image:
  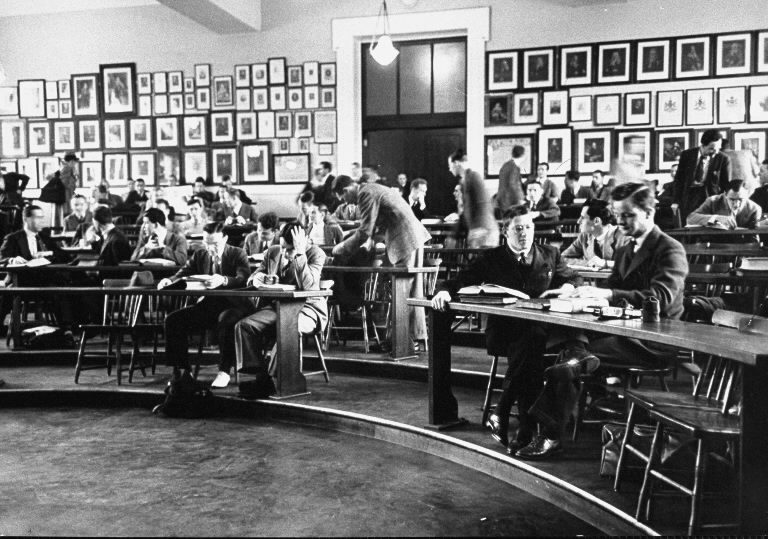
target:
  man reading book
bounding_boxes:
[431,205,594,455]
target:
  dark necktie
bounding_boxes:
[593,237,603,259]
[693,156,705,186]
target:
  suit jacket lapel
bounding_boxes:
[626,227,659,276]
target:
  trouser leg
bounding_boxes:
[234,308,278,376]
[217,305,252,373]
[165,300,220,369]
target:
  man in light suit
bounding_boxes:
[686,179,762,229]
[131,207,188,265]
[243,212,281,256]
[449,149,498,248]
[673,129,731,222]
[221,187,258,225]
[561,199,625,267]
[496,145,526,214]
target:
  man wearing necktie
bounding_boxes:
[562,200,625,267]
[243,212,280,256]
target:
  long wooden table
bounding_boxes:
[666,227,763,243]
[408,297,768,533]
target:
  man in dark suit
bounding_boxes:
[318,161,338,212]
[432,205,588,454]
[243,212,281,256]
[131,208,188,265]
[687,179,762,229]
[159,221,252,388]
[407,178,432,220]
[750,159,768,215]
[673,129,731,222]
[220,175,252,205]
[89,206,132,266]
[560,171,580,205]
[450,149,498,248]
[518,182,688,460]
[524,181,561,225]
[63,194,92,232]
[496,145,526,214]
[221,187,258,225]
[0,205,59,266]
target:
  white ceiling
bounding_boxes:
[0,0,156,17]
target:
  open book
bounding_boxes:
[7,258,52,268]
[457,283,530,300]
[254,283,296,291]
[138,258,177,266]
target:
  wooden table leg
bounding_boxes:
[272,300,309,399]
[388,274,417,361]
[10,293,21,349]
[426,307,466,430]
[739,363,768,533]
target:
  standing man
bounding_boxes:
[449,149,498,248]
[318,161,338,211]
[496,145,526,215]
[673,129,731,222]
[54,152,80,227]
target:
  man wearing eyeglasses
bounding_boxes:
[686,179,762,229]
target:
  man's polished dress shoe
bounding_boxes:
[506,432,533,455]
[514,435,563,460]
[484,413,508,446]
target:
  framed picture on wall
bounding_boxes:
[153,72,167,93]
[484,134,534,178]
[77,119,101,151]
[169,94,184,115]
[273,153,309,183]
[252,63,268,86]
[45,81,58,100]
[277,139,290,153]
[541,91,568,125]
[59,100,72,118]
[236,112,257,140]
[594,94,621,125]
[569,95,592,122]
[212,147,237,182]
[656,130,691,171]
[27,122,51,155]
[576,129,612,174]
[287,66,303,87]
[168,72,183,93]
[635,39,670,82]
[269,86,286,110]
[137,73,151,95]
[194,64,211,87]
[71,73,99,117]
[235,65,250,88]
[138,95,152,116]
[236,88,251,111]
[58,80,71,100]
[685,88,714,125]
[559,45,592,87]
[241,142,271,183]
[184,77,195,93]
[513,92,540,124]
[53,120,75,151]
[253,88,269,111]
[304,86,319,109]
[257,111,275,139]
[153,94,168,115]
[731,130,766,162]
[522,48,555,89]
[183,115,207,147]
[615,130,652,174]
[129,118,152,149]
[184,94,196,113]
[314,110,336,143]
[184,150,208,182]
[675,35,711,79]
[0,87,19,116]
[320,63,336,86]
[597,42,631,84]
[485,94,512,126]
[130,153,156,184]
[624,92,651,125]
[104,153,129,185]
[275,111,292,137]
[213,76,234,108]
[156,150,181,185]
[317,143,333,156]
[717,86,746,124]
[288,88,304,109]
[656,90,684,127]
[268,58,287,86]
[46,101,59,119]
[758,30,768,73]
[195,88,211,110]
[486,50,518,92]
[18,79,46,118]
[155,117,179,147]
[294,111,312,138]
[748,85,768,122]
[0,120,26,158]
[537,127,572,174]
[320,87,335,108]
[303,62,319,86]
[103,118,127,149]
[80,160,102,186]
[715,32,752,77]
[211,112,234,143]
[100,63,136,115]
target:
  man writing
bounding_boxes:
[244,212,281,256]
[686,179,762,229]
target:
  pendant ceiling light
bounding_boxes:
[369,0,399,66]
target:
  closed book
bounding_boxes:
[548,297,609,313]
[518,299,551,310]
[458,294,518,305]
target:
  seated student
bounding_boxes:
[95,184,123,209]
[656,163,678,207]
[178,196,208,235]
[234,222,327,397]
[219,175,252,206]
[517,182,688,460]
[307,204,344,246]
[561,199,624,267]
[188,177,214,207]
[210,186,229,222]
[124,178,149,208]
[525,162,560,203]
[155,199,180,234]
[88,206,132,266]
[0,205,61,265]
[296,191,315,227]
[159,221,253,389]
[64,194,92,232]
[431,206,589,453]
[243,212,281,256]
[524,181,560,224]
[585,170,614,202]
[407,178,432,220]
[686,179,762,229]
[131,207,188,264]
[221,187,258,225]
[333,198,361,222]
[559,171,580,205]
[750,159,768,214]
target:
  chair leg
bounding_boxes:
[688,438,707,535]
[614,402,638,492]
[635,421,663,521]
[313,334,330,382]
[658,374,669,392]
[572,380,588,442]
[481,355,500,426]
[194,338,203,381]
[361,305,369,353]
[74,331,89,384]
[115,334,123,386]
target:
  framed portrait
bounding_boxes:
[537,127,572,174]
[320,62,336,86]
[58,80,71,100]
[486,50,518,92]
[288,88,303,110]
[77,119,101,150]
[576,129,612,174]
[635,40,671,82]
[597,42,631,84]
[675,36,711,79]
[287,66,303,88]
[303,61,319,86]
[732,130,766,162]
[233,65,250,88]
[18,79,46,118]
[196,88,211,110]
[210,112,234,143]
[485,94,512,126]
[559,45,592,87]
[513,92,540,125]
[275,111,292,137]
[304,86,319,109]
[212,147,237,182]
[183,150,209,182]
[59,100,72,118]
[277,139,290,154]
[0,120,26,158]
[71,73,99,117]
[294,111,312,138]
[542,91,568,126]
[257,111,276,139]
[270,86,286,110]
[80,160,102,187]
[656,130,691,171]
[624,92,651,126]
[153,94,168,115]
[317,143,334,156]
[45,81,58,100]
[273,153,310,183]
[168,72,183,94]
[46,101,59,119]
[169,94,184,115]
[297,138,310,153]
[184,94,196,113]
[213,76,234,108]
[194,64,211,87]
[686,88,714,125]
[236,88,251,111]
[184,77,195,93]
[314,110,337,143]
[252,63,268,87]
[137,73,152,95]
[138,95,152,117]
[268,58,287,86]
[53,120,75,151]
[594,94,621,125]
[0,87,19,116]
[153,72,167,94]
[129,118,152,149]
[569,95,592,122]
[27,122,51,155]
[155,117,179,147]
[16,158,38,188]
[236,112,257,141]
[37,157,59,184]
[484,135,534,178]
[717,86,746,124]
[156,150,181,185]
[320,88,336,109]
[715,33,752,77]
[183,115,207,147]
[241,142,271,183]
[748,85,768,123]
[253,88,269,111]
[130,153,156,184]
[758,30,768,73]
[522,48,555,89]
[103,119,126,149]
[615,130,652,173]
[100,63,136,115]
[656,90,684,127]
[104,153,129,186]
